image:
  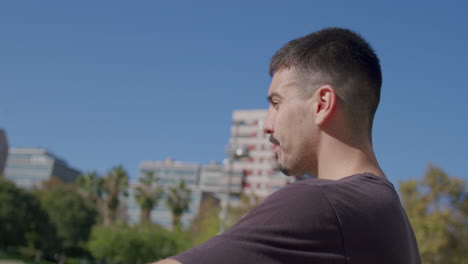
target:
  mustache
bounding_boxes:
[269,135,280,145]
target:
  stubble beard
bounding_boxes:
[278,164,292,176]
[275,152,292,176]
[276,148,312,177]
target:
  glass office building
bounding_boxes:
[4,147,81,189]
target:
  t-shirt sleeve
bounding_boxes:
[171,184,345,264]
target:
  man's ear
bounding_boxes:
[313,85,337,126]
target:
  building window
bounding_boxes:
[236,133,251,138]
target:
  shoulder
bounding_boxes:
[228,180,339,236]
[244,174,400,233]
[265,179,329,202]
[313,173,399,210]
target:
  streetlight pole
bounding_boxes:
[219,122,248,233]
[219,156,233,233]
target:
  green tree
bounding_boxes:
[77,171,105,204]
[166,179,191,229]
[399,165,468,264]
[41,175,66,190]
[77,171,105,223]
[134,171,163,223]
[103,165,129,225]
[37,184,98,258]
[0,178,31,249]
[0,178,58,258]
[88,223,185,264]
[226,193,262,229]
[188,196,220,247]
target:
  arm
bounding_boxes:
[153,184,340,264]
[152,259,181,264]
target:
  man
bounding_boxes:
[156,27,421,263]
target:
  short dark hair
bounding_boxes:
[270,27,382,139]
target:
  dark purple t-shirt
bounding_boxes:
[173,173,421,264]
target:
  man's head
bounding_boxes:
[263,28,382,176]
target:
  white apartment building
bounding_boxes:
[229,110,293,199]
[199,161,243,196]
[126,158,203,228]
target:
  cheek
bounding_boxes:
[289,108,314,146]
[276,102,310,139]
[277,111,295,135]
[278,110,304,144]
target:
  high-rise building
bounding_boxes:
[126,158,203,229]
[4,147,81,189]
[0,129,8,175]
[229,110,293,199]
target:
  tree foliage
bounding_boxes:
[134,171,162,223]
[87,223,186,264]
[166,179,191,229]
[226,193,262,229]
[102,165,129,225]
[0,177,58,256]
[77,171,105,204]
[399,165,468,264]
[37,183,98,257]
[188,196,220,247]
[77,171,105,225]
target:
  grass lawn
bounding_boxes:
[0,252,54,264]
[0,260,26,264]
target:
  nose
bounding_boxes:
[263,110,274,135]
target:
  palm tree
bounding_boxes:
[134,171,163,223]
[77,171,106,224]
[166,179,191,229]
[76,170,104,204]
[103,165,129,225]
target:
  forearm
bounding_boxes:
[152,259,181,264]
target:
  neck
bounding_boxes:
[315,133,385,181]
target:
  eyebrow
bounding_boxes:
[267,92,283,103]
[267,80,300,103]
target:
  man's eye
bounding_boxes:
[272,102,279,109]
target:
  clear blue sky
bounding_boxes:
[1,1,467,184]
